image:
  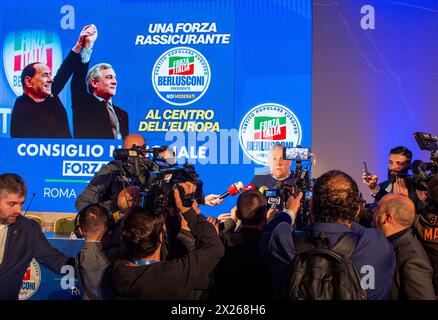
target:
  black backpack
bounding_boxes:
[287,231,367,300]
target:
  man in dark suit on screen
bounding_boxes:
[71,25,129,139]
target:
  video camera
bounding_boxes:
[412,132,438,191]
[113,145,204,216]
[263,145,313,227]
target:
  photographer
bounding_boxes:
[362,146,425,210]
[209,190,274,300]
[111,182,224,299]
[75,134,148,212]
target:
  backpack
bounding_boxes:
[287,231,367,300]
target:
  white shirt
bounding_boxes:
[93,95,122,139]
[0,224,9,265]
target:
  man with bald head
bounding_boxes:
[122,133,145,149]
[75,134,147,212]
[374,194,435,300]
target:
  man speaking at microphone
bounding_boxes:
[251,144,295,189]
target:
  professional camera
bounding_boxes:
[114,145,204,216]
[139,163,205,217]
[263,162,312,228]
[412,132,438,191]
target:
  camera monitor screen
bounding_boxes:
[283,147,311,160]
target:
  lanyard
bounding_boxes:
[130,259,157,266]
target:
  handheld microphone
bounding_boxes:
[23,192,36,216]
[258,186,269,194]
[218,181,244,199]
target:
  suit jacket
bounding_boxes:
[373,175,425,210]
[250,173,295,189]
[71,60,129,139]
[389,228,436,300]
[413,208,438,295]
[0,216,71,300]
[211,226,273,300]
[10,50,79,138]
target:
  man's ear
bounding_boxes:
[235,209,242,221]
[382,212,392,225]
[23,76,33,88]
[90,78,98,89]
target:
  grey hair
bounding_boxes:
[270,143,285,153]
[87,63,113,92]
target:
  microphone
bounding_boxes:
[23,192,36,216]
[218,181,244,199]
[243,183,257,191]
[258,186,269,194]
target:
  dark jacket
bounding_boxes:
[0,216,71,300]
[373,176,424,211]
[71,58,128,139]
[111,209,224,299]
[210,226,273,300]
[250,173,295,189]
[262,212,396,299]
[413,206,438,295]
[389,228,436,300]
[10,50,79,138]
[75,160,126,213]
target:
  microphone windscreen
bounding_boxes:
[228,181,244,196]
[244,183,257,191]
[258,186,269,194]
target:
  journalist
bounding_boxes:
[75,134,147,212]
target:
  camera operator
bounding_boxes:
[362,146,425,210]
[75,134,148,212]
[111,182,224,299]
[413,174,438,295]
[251,144,295,188]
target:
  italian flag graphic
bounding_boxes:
[168,56,195,75]
[13,31,53,72]
[254,116,287,140]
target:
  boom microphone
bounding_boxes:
[218,181,244,199]
[23,192,36,217]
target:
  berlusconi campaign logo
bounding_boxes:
[239,103,302,165]
[19,259,41,300]
[152,46,211,106]
[3,30,62,96]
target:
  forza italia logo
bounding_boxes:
[239,103,302,165]
[152,47,210,106]
[19,259,41,300]
[3,30,62,96]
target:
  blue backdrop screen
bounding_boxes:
[0,0,312,216]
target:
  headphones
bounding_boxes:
[74,204,116,238]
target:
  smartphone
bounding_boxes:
[283,147,311,160]
[363,161,369,175]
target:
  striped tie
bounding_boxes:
[105,102,119,139]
